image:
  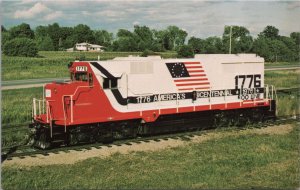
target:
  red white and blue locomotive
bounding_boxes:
[30,54,276,149]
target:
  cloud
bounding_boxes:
[287,1,300,10]
[44,11,63,21]
[14,2,49,19]
[13,2,64,21]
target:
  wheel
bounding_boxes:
[36,129,51,149]
[68,132,79,146]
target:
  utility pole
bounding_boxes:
[229,25,232,54]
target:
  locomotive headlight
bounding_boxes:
[45,89,51,98]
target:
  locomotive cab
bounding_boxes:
[69,62,94,87]
[32,62,96,126]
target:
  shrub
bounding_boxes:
[3,37,38,57]
[177,45,194,58]
[141,49,157,57]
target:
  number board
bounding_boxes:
[76,66,87,72]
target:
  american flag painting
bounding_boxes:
[166,62,210,91]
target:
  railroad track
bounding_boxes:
[2,115,299,162]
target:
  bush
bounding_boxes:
[3,37,38,57]
[177,45,194,58]
[141,49,157,57]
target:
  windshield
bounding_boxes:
[72,72,88,81]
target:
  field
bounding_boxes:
[2,123,299,189]
[2,51,177,81]
[265,69,300,89]
[1,87,43,147]
[2,51,298,81]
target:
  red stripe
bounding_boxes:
[174,78,208,82]
[186,66,202,69]
[188,70,204,73]
[178,88,194,91]
[195,87,210,90]
[190,74,206,77]
[176,82,210,86]
[184,62,200,65]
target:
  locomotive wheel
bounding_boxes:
[36,129,51,149]
[27,134,35,146]
[68,132,79,146]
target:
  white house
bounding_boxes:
[67,42,105,52]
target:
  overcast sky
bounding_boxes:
[1,0,300,38]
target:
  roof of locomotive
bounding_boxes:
[86,53,264,63]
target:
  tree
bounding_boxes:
[112,29,138,51]
[94,30,113,47]
[177,45,194,58]
[203,36,223,53]
[134,25,153,51]
[35,35,55,51]
[72,24,95,43]
[152,29,170,51]
[3,38,38,57]
[167,26,188,50]
[222,26,253,53]
[290,32,300,44]
[1,25,7,32]
[35,25,48,38]
[259,25,279,39]
[290,32,300,61]
[9,23,34,39]
[188,37,204,53]
[1,30,11,46]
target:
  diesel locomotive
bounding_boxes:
[30,54,276,149]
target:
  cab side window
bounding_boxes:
[103,78,118,89]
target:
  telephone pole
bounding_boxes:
[229,25,232,54]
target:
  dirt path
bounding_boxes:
[2,124,294,167]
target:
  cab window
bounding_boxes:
[74,72,88,81]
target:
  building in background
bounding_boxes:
[67,42,104,52]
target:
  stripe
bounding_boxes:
[184,62,201,65]
[178,88,194,91]
[185,66,202,69]
[174,78,208,82]
[195,87,210,90]
[190,74,206,77]
[90,62,128,106]
[176,82,210,86]
[188,70,204,73]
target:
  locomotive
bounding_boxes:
[30,54,276,149]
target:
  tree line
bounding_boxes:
[1,23,299,62]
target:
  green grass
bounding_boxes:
[2,124,299,189]
[1,87,43,147]
[2,51,177,81]
[277,92,300,117]
[265,61,299,67]
[265,69,300,89]
[264,69,299,116]
[1,87,43,126]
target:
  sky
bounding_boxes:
[1,0,300,38]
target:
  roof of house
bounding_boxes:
[76,42,104,48]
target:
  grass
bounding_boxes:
[277,92,300,117]
[1,87,43,147]
[265,69,300,89]
[265,61,299,67]
[2,123,299,189]
[2,51,177,81]
[1,87,43,126]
